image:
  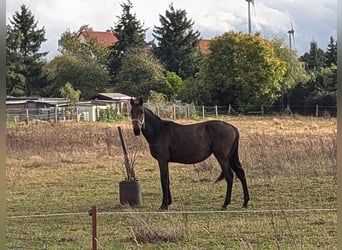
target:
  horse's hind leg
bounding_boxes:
[230,158,249,208]
[222,164,234,210]
[215,157,234,210]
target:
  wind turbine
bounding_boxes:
[246,0,255,34]
[288,20,295,50]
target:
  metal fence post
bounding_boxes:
[54,105,58,123]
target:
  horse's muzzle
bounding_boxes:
[133,128,141,136]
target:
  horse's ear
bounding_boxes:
[138,97,144,106]
[130,98,135,106]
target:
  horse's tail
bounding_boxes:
[215,126,240,183]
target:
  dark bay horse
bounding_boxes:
[130,98,249,210]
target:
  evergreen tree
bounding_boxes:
[325,36,337,66]
[300,40,326,70]
[6,4,48,96]
[108,0,147,81]
[153,4,201,79]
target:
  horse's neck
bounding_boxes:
[142,109,163,144]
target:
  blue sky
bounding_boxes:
[6,0,337,60]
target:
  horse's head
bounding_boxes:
[130,98,145,136]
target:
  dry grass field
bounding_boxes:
[6,116,337,249]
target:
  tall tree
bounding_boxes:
[198,32,286,107]
[108,0,147,80]
[114,47,168,100]
[45,54,109,99]
[325,36,337,67]
[153,4,201,79]
[290,38,337,110]
[270,38,309,108]
[300,40,326,70]
[6,4,48,96]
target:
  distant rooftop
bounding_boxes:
[78,31,119,47]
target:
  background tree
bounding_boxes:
[58,25,110,66]
[108,0,147,82]
[179,76,211,105]
[153,4,201,79]
[59,82,81,105]
[325,36,337,67]
[198,32,286,107]
[300,40,326,70]
[114,48,168,100]
[270,38,309,109]
[44,54,109,99]
[6,4,48,96]
[44,25,112,98]
[289,37,337,111]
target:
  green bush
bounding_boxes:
[99,107,126,122]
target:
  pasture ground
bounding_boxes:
[6,116,337,249]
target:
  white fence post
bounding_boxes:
[54,105,58,123]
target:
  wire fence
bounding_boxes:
[6,103,337,124]
[7,207,337,219]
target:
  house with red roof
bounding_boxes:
[78,30,119,47]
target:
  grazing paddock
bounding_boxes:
[6,116,336,249]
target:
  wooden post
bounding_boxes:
[202,105,205,119]
[26,108,29,124]
[215,105,218,118]
[316,104,319,117]
[91,206,97,250]
[117,126,130,170]
[261,106,264,116]
[173,105,176,119]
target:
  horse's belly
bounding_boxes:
[169,146,211,164]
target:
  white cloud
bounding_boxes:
[6,0,337,59]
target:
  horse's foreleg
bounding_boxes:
[158,161,172,210]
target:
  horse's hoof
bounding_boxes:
[220,206,227,211]
[159,206,168,211]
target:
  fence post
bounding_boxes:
[54,105,58,123]
[173,105,176,119]
[316,104,319,117]
[26,108,29,124]
[202,105,205,119]
[261,106,264,116]
[90,206,97,250]
[76,107,79,122]
[215,105,218,118]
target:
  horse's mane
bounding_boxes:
[144,107,162,121]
